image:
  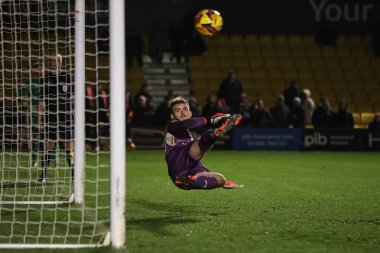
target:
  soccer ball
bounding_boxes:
[194,9,223,37]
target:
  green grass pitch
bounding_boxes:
[1,150,380,253]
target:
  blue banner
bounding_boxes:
[233,128,303,151]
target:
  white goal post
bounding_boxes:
[0,0,125,248]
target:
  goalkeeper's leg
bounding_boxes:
[189,114,242,160]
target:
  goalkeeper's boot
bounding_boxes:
[223,181,244,189]
[174,175,197,189]
[214,114,242,137]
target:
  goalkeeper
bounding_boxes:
[165,96,243,190]
[18,62,44,166]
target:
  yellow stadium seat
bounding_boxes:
[276,45,292,56]
[305,45,322,57]
[264,56,280,67]
[213,34,229,45]
[340,56,356,68]
[245,35,259,46]
[234,55,250,67]
[288,35,303,46]
[292,46,306,57]
[274,35,288,45]
[336,45,351,57]
[352,112,362,125]
[303,34,315,45]
[346,35,364,46]
[357,104,374,113]
[247,46,261,57]
[351,46,369,58]
[321,46,336,57]
[189,56,203,66]
[261,45,277,56]
[324,56,340,68]
[361,113,375,126]
[259,35,274,45]
[229,35,244,45]
[355,56,372,68]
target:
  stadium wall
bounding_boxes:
[125,0,380,34]
[124,128,380,151]
[233,128,380,151]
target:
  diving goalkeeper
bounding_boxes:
[165,96,243,190]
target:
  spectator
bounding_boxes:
[249,99,273,128]
[312,96,334,128]
[133,95,155,127]
[168,24,185,63]
[85,83,97,151]
[125,90,136,150]
[269,95,290,128]
[148,21,166,64]
[135,83,152,102]
[217,69,244,113]
[283,80,299,108]
[185,30,207,57]
[18,61,44,165]
[126,31,143,68]
[202,95,220,117]
[332,99,354,129]
[98,84,110,150]
[217,98,230,114]
[237,93,252,127]
[188,97,201,117]
[155,95,171,127]
[368,113,380,130]
[290,97,306,128]
[300,89,315,125]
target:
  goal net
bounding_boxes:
[0,0,125,248]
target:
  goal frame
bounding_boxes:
[0,0,126,249]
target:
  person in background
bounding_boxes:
[135,82,152,102]
[98,84,110,151]
[290,97,306,128]
[39,54,74,182]
[85,83,97,151]
[125,90,136,150]
[332,99,354,129]
[188,97,201,117]
[18,61,44,166]
[312,96,334,129]
[126,31,143,68]
[269,95,290,128]
[155,95,171,128]
[217,69,244,113]
[236,93,252,127]
[283,80,299,109]
[300,89,315,125]
[368,113,380,130]
[249,99,273,128]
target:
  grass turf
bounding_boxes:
[1,150,380,253]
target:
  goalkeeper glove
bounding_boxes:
[206,113,231,125]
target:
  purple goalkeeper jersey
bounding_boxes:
[165,117,208,179]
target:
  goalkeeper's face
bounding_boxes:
[171,103,192,121]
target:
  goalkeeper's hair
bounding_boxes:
[168,96,189,112]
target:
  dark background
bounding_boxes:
[125,0,380,35]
